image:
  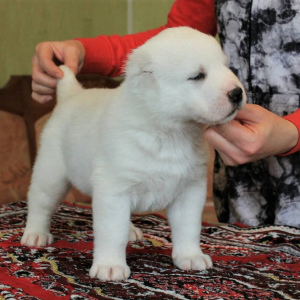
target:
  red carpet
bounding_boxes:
[0,201,299,299]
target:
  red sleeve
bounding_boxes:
[76,0,217,77]
[278,109,300,156]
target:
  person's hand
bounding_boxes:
[31,40,85,103]
[205,104,299,166]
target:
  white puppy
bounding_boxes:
[21,27,246,281]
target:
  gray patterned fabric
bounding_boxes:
[214,0,300,227]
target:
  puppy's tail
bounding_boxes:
[56,65,83,103]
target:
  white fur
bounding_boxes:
[21,27,246,281]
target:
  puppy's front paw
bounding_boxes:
[89,263,131,281]
[173,253,212,271]
[129,223,143,242]
[21,232,53,247]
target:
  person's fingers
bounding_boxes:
[215,150,239,166]
[35,44,64,79]
[205,127,247,166]
[212,118,258,151]
[31,40,84,103]
[32,60,58,88]
[205,127,237,153]
[211,105,262,149]
[32,57,57,103]
[235,104,263,123]
[31,91,53,103]
[63,47,80,75]
[31,80,56,95]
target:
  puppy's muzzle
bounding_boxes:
[228,87,243,106]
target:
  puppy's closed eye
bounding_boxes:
[188,72,206,81]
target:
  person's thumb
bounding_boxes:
[63,48,80,75]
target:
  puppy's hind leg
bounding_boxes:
[129,222,143,242]
[21,145,68,247]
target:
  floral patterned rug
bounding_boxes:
[0,201,299,299]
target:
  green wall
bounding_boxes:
[0,0,174,87]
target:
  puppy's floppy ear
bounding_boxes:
[124,49,156,89]
[125,48,151,76]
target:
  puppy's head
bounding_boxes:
[125,27,246,125]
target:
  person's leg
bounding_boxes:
[213,153,278,226]
[275,154,300,228]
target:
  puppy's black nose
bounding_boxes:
[228,87,243,105]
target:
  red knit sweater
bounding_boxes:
[76,0,300,155]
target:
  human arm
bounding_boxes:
[204,104,300,166]
[31,0,216,103]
